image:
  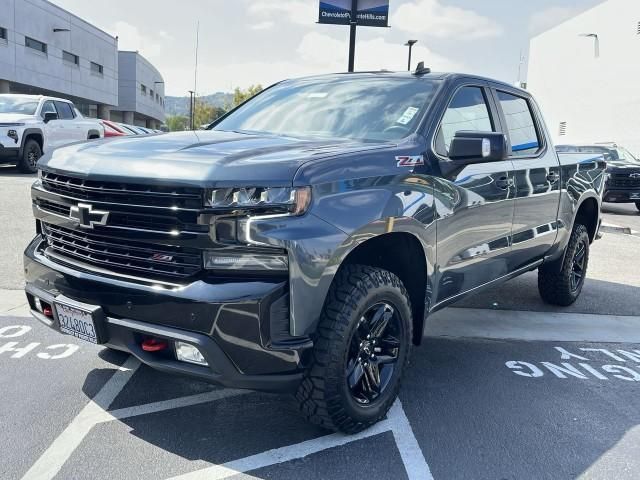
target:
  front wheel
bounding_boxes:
[295,265,412,434]
[538,223,590,306]
[18,139,42,174]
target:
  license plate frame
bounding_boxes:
[54,299,105,344]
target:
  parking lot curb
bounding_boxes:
[426,307,640,343]
[600,222,637,236]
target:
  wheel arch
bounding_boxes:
[333,230,432,345]
[20,128,44,155]
[573,195,599,243]
[87,129,101,139]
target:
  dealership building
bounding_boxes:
[0,0,165,128]
[527,0,640,155]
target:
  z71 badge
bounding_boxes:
[396,155,425,167]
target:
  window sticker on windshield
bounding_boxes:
[307,92,328,99]
[397,107,419,125]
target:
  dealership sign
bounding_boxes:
[318,0,390,28]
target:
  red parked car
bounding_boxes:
[101,120,129,137]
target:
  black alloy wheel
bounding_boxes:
[346,302,401,405]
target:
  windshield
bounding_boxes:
[0,96,39,115]
[213,76,440,142]
[615,147,639,163]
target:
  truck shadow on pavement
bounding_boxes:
[76,328,640,479]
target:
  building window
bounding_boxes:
[25,36,47,54]
[559,121,567,136]
[90,61,103,75]
[62,51,79,66]
[0,27,7,41]
[637,21,640,35]
[141,84,147,95]
[150,89,154,100]
[156,93,160,103]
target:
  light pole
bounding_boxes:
[348,0,358,72]
[405,40,418,71]
[579,33,599,58]
[188,90,195,131]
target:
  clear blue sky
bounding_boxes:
[54,0,604,96]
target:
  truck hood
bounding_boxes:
[0,113,35,124]
[40,130,389,187]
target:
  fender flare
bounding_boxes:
[20,128,45,156]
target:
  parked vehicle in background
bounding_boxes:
[557,143,640,211]
[101,120,128,138]
[0,94,103,173]
[25,71,604,433]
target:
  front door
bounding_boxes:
[432,83,516,304]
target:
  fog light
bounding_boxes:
[175,341,208,366]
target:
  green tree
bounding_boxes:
[230,85,263,109]
[194,100,227,129]
[165,115,189,132]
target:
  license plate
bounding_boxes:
[55,303,99,344]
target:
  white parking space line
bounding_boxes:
[21,356,140,480]
[103,388,248,423]
[167,400,432,480]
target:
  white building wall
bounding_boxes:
[527,0,640,155]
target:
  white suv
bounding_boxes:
[0,94,104,173]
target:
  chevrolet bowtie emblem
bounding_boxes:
[69,203,109,229]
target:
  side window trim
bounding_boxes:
[431,82,499,159]
[489,87,547,160]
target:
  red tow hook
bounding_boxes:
[42,306,53,318]
[141,338,169,352]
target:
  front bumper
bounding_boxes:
[0,144,19,161]
[603,188,640,203]
[24,237,312,392]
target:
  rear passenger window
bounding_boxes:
[497,91,540,156]
[436,86,494,156]
[54,101,75,120]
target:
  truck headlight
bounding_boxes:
[203,250,288,271]
[204,186,311,215]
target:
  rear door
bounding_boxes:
[490,86,561,270]
[432,82,516,304]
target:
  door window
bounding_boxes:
[54,101,75,120]
[41,101,57,119]
[496,91,540,156]
[436,86,494,156]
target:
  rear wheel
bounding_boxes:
[295,265,412,433]
[18,139,41,174]
[538,223,590,306]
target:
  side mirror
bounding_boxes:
[449,131,508,164]
[43,112,58,123]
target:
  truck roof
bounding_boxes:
[0,93,74,104]
[289,71,526,94]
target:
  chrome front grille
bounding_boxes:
[42,223,202,280]
[35,172,209,283]
[41,171,203,209]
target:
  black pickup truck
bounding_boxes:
[25,70,605,433]
[557,143,640,211]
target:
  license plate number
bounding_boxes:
[56,303,99,344]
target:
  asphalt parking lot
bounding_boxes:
[1,165,640,479]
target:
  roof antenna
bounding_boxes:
[413,61,431,75]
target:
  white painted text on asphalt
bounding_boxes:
[506,346,640,381]
[0,324,80,360]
